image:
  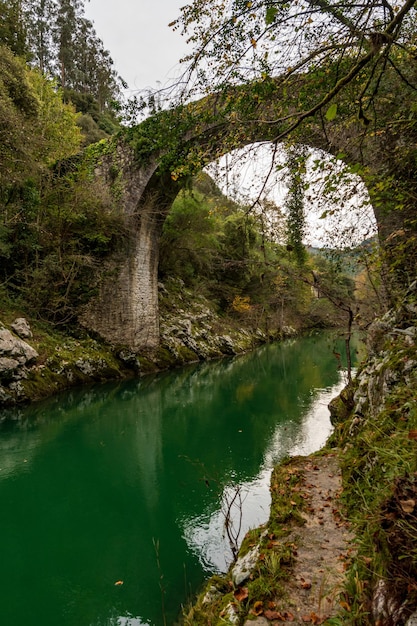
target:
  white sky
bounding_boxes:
[84,0,188,94]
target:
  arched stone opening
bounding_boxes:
[79,88,415,350]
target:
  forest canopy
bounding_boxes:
[0,0,125,113]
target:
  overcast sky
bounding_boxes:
[85,0,189,94]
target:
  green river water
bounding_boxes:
[0,332,357,626]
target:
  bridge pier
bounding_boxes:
[80,204,162,350]
[79,143,171,351]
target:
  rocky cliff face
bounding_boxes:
[0,318,127,408]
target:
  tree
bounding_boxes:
[0,0,126,119]
[284,144,307,265]
[175,0,416,125]
[24,0,57,74]
[0,0,28,56]
[26,68,82,165]
[0,44,38,189]
[171,0,417,289]
[53,0,82,88]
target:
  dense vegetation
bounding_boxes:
[0,0,126,324]
[1,3,417,623]
[159,172,372,339]
[0,0,366,336]
[0,0,124,139]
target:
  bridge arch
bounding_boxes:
[79,83,415,350]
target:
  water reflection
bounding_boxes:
[182,371,351,572]
[0,332,359,626]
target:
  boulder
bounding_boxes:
[0,327,38,372]
[11,317,33,339]
[231,544,260,586]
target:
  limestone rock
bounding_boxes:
[11,317,33,339]
[202,584,222,605]
[221,602,240,624]
[0,324,39,403]
[217,335,237,355]
[231,544,260,586]
[0,327,38,369]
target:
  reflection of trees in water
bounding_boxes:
[0,331,357,489]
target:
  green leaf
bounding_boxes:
[265,7,278,24]
[325,103,338,121]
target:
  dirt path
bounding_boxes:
[244,454,353,625]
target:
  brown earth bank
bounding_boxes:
[252,454,353,625]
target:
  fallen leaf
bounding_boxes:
[264,609,286,620]
[408,430,417,440]
[300,579,312,589]
[252,600,263,615]
[283,611,295,621]
[399,499,415,514]
[234,586,249,602]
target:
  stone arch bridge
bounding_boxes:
[79,80,414,351]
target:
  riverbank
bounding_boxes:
[182,282,417,625]
[182,452,353,626]
[0,278,305,408]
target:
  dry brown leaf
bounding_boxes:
[264,609,286,620]
[284,610,295,621]
[399,499,415,514]
[234,586,249,602]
